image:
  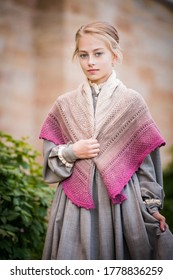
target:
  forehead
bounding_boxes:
[78,34,108,51]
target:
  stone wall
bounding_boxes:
[0,0,173,166]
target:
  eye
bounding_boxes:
[79,53,88,59]
[95,52,103,57]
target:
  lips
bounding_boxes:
[87,69,99,73]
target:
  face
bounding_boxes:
[77,34,116,84]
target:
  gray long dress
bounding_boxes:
[41,88,173,260]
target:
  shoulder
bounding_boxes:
[55,82,86,105]
[53,88,79,107]
[118,81,147,105]
[58,89,78,101]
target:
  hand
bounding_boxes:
[72,138,100,159]
[152,211,166,232]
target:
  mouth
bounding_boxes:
[87,69,99,74]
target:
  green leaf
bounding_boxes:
[2,195,11,202]
[0,216,7,224]
[0,131,54,259]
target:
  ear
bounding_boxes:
[112,53,117,66]
[113,52,118,61]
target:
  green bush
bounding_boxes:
[162,148,173,233]
[0,131,55,259]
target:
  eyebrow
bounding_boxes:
[78,48,104,53]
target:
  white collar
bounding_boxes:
[88,71,116,95]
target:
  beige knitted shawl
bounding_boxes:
[40,72,165,209]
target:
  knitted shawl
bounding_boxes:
[39,72,165,209]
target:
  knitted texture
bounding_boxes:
[39,72,165,209]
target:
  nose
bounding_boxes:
[88,55,95,66]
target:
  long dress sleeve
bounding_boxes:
[136,148,164,214]
[42,140,78,184]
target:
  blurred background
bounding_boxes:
[0,0,173,166]
[0,0,173,259]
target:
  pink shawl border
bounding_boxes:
[39,80,165,209]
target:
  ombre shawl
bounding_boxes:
[39,73,165,209]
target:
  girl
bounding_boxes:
[39,21,173,259]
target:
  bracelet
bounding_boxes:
[58,146,74,168]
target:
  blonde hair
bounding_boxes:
[73,21,123,63]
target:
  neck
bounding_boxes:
[88,70,115,86]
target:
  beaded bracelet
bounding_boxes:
[57,145,74,168]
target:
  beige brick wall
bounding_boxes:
[0,0,173,166]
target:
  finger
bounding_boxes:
[158,215,166,231]
[89,149,100,155]
[152,212,166,232]
[88,138,99,145]
[89,142,99,147]
[88,153,99,158]
[91,147,100,153]
[160,220,166,232]
[88,148,100,157]
[90,145,100,151]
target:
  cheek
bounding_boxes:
[101,55,112,65]
[80,61,87,71]
[79,59,84,67]
[106,56,114,67]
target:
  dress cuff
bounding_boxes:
[62,143,78,163]
[58,146,74,168]
[144,198,162,214]
[144,198,162,207]
[49,142,77,168]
